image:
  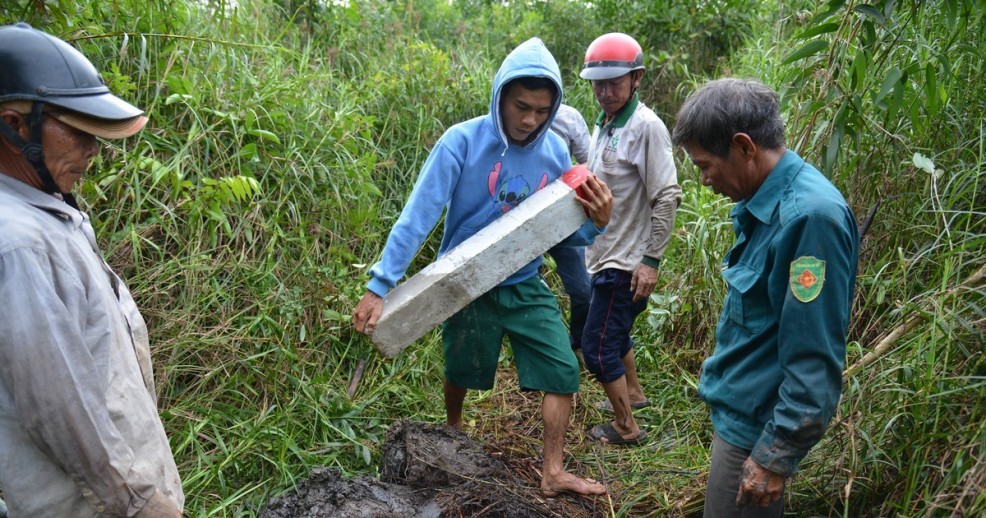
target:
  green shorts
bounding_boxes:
[442,275,579,394]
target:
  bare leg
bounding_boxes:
[622,349,647,404]
[444,378,467,430]
[601,375,641,439]
[540,392,607,496]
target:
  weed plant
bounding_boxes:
[1,0,983,516]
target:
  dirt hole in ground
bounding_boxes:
[259,420,603,517]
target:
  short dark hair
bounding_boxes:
[672,78,785,158]
[503,76,558,100]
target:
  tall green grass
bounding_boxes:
[2,0,983,515]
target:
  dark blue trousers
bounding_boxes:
[581,268,647,383]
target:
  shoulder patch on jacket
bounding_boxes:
[790,256,825,302]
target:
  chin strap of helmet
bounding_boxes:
[0,100,79,210]
[619,70,643,116]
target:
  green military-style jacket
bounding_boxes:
[698,150,860,477]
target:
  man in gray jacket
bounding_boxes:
[0,24,184,517]
[547,104,593,355]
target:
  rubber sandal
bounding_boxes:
[587,422,647,446]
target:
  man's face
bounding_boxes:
[590,72,638,117]
[501,84,554,145]
[683,141,754,202]
[41,113,100,192]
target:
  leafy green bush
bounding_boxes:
[2,0,981,515]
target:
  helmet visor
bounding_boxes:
[46,90,144,122]
[580,64,635,81]
[3,100,147,139]
[52,111,147,139]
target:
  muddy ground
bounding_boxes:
[260,420,606,517]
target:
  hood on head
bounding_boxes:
[490,37,563,149]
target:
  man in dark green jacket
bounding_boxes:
[672,78,859,516]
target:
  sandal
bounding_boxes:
[587,422,647,446]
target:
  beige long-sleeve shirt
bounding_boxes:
[585,96,681,275]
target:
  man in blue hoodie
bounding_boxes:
[352,38,612,497]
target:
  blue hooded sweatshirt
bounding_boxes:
[367,37,603,297]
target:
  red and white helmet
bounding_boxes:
[580,33,644,81]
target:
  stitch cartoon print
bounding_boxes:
[487,161,548,215]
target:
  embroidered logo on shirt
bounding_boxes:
[606,135,619,152]
[601,134,620,162]
[790,256,825,302]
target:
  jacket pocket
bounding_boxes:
[721,262,770,334]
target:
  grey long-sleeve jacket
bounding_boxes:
[550,104,591,164]
[585,96,681,275]
[0,173,184,516]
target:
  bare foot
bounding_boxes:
[541,472,607,497]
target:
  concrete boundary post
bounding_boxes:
[371,166,592,358]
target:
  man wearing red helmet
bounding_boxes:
[0,24,183,517]
[579,33,681,446]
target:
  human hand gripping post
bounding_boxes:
[573,174,613,229]
[352,291,383,336]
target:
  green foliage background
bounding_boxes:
[1,0,982,515]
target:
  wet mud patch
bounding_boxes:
[260,420,599,517]
[258,467,439,518]
[380,419,517,487]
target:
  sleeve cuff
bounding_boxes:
[641,256,661,269]
[584,218,606,236]
[366,277,392,298]
[133,488,181,518]
[750,435,804,478]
